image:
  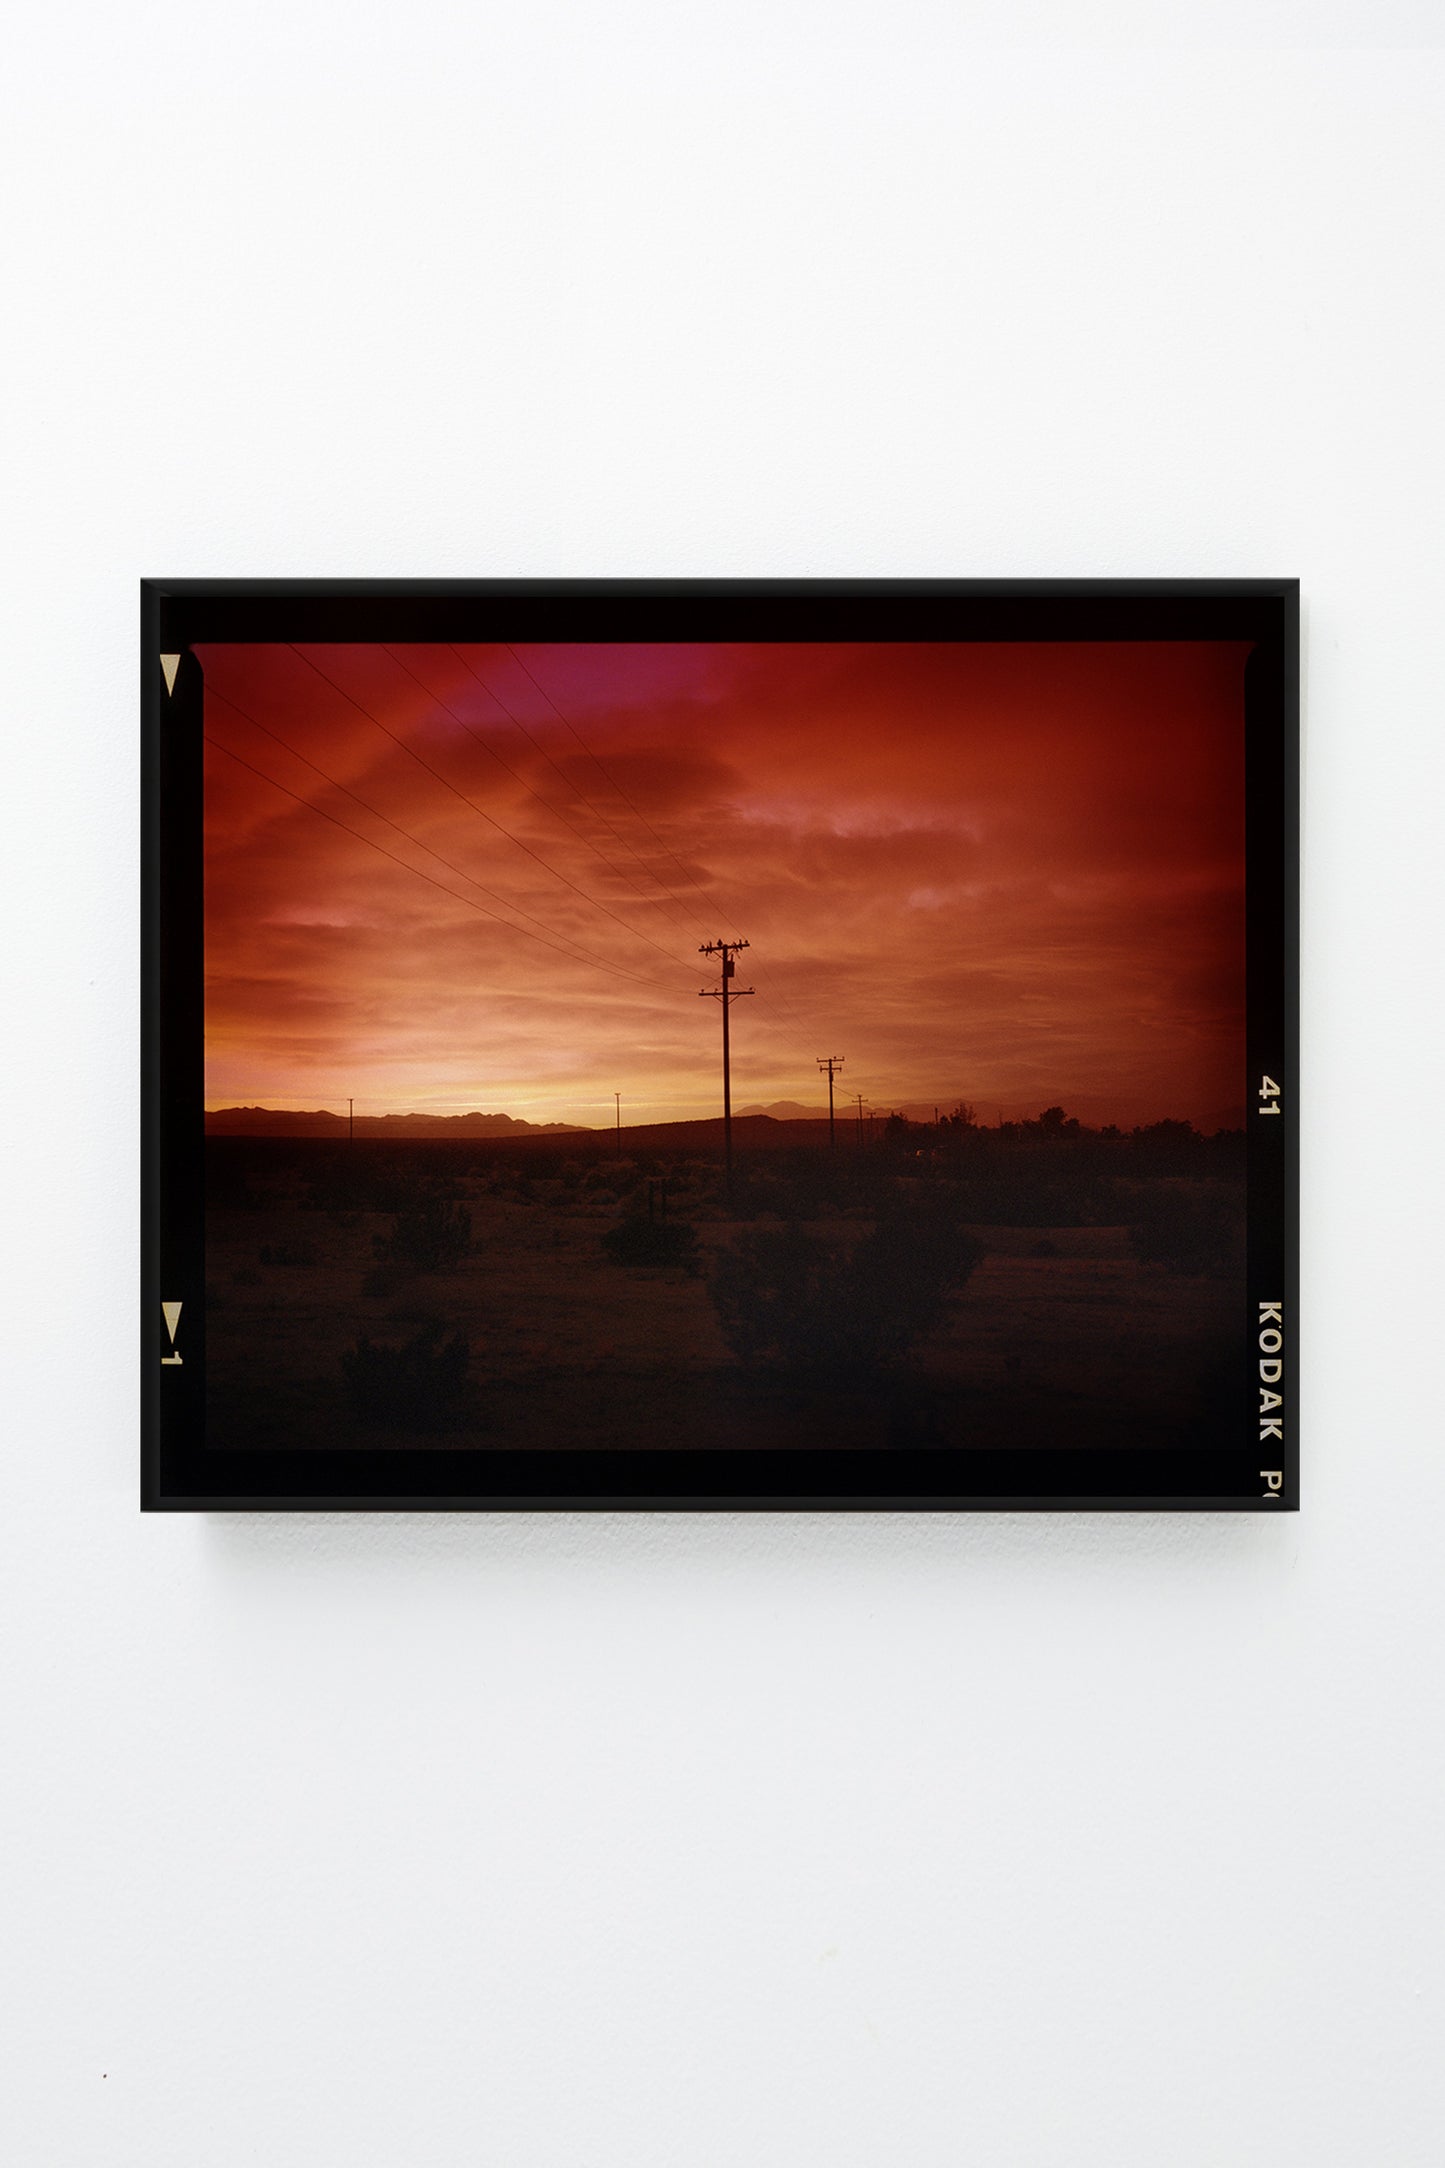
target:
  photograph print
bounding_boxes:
[143,580,1297,1508]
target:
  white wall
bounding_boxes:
[4,7,1443,2163]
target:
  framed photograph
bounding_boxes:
[143,579,1297,1509]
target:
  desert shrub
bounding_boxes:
[341,1325,471,1430]
[372,1197,472,1271]
[259,1239,319,1267]
[1127,1183,1242,1276]
[378,1164,467,1211]
[581,1164,624,1195]
[601,1216,701,1272]
[710,1202,983,1378]
[303,1156,465,1216]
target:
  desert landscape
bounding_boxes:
[203,1114,1245,1453]
[199,636,1250,1458]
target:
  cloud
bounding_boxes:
[200,639,1247,1126]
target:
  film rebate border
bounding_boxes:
[142,578,1298,1511]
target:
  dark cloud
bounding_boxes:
[200,639,1247,1125]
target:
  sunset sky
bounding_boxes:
[201,639,1250,1130]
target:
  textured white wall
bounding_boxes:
[3,8,1443,2163]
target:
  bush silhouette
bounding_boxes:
[372,1197,472,1271]
[304,1157,465,1216]
[710,1203,982,1377]
[342,1325,471,1430]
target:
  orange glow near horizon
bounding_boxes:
[201,640,1249,1131]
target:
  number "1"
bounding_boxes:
[1258,1075,1282,1116]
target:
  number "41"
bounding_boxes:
[1259,1075,1282,1116]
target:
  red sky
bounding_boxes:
[201,639,1249,1129]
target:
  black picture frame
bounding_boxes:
[142,578,1298,1510]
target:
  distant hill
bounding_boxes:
[205,1106,586,1138]
[207,1102,1247,1146]
[736,1100,828,1120]
[206,1109,839,1152]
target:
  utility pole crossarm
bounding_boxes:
[817,1054,844,1148]
[699,939,753,1195]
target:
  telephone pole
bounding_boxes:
[614,1091,622,1155]
[699,939,753,1196]
[817,1055,845,1148]
[852,1091,868,1144]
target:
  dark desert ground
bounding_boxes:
[204,1114,1246,1453]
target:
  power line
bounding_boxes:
[205,686,683,995]
[214,686,840,1104]
[204,736,675,993]
[383,645,705,952]
[490,643,838,1066]
[249,643,844,1097]
[444,643,713,950]
[288,645,701,977]
[749,981,834,1059]
[504,643,724,929]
